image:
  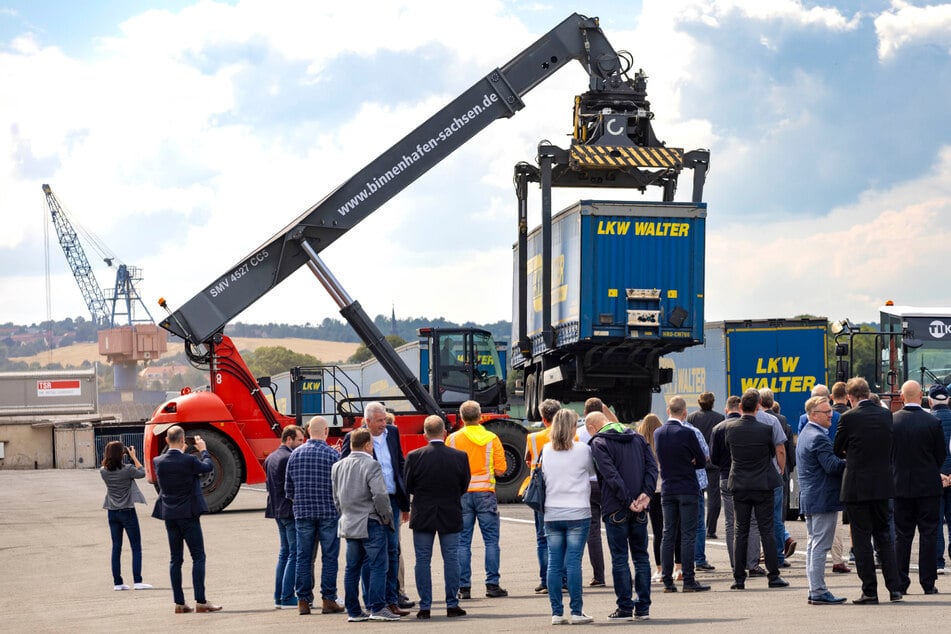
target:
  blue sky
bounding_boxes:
[2,0,951,331]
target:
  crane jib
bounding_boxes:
[161,13,631,345]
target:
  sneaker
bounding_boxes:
[938,567,946,575]
[673,569,684,582]
[635,613,650,621]
[369,607,402,621]
[457,586,471,600]
[570,614,593,625]
[651,571,663,583]
[607,609,633,621]
[551,615,569,625]
[113,584,130,591]
[348,611,371,622]
[588,579,605,587]
[535,584,548,594]
[133,582,153,590]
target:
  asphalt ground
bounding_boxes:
[1,469,947,632]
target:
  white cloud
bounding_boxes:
[667,0,861,31]
[705,145,951,323]
[875,0,951,60]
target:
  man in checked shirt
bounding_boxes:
[285,416,345,615]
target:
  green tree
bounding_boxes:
[347,335,406,363]
[245,346,321,377]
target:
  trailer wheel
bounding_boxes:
[186,429,243,513]
[524,371,539,422]
[483,418,529,503]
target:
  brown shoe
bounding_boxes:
[321,598,345,614]
[784,537,797,558]
[174,604,193,614]
[389,604,411,617]
[298,600,311,615]
[832,563,852,574]
[195,602,222,613]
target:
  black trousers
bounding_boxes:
[847,500,901,597]
[733,490,779,582]
[895,495,940,592]
[705,466,721,536]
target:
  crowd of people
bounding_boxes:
[100,377,951,621]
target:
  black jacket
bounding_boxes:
[590,426,657,518]
[723,414,781,493]
[404,441,470,533]
[834,401,895,502]
[892,405,945,498]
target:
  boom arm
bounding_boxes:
[160,13,641,345]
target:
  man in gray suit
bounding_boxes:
[332,428,398,622]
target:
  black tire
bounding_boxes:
[186,429,243,513]
[483,418,530,503]
[524,370,539,422]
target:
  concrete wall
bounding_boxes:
[0,421,54,469]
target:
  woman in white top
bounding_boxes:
[542,409,596,625]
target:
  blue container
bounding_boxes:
[513,199,706,358]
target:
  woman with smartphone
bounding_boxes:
[100,440,152,591]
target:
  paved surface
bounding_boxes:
[1,469,946,632]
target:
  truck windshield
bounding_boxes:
[904,341,951,388]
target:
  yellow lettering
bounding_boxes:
[633,221,690,237]
[618,221,630,235]
[781,356,800,372]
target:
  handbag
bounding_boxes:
[523,449,546,513]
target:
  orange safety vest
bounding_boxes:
[526,427,551,470]
[448,424,506,493]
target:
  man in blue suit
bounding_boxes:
[152,425,222,614]
[797,396,846,605]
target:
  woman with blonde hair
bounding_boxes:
[542,408,596,625]
[637,414,680,582]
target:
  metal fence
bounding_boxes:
[94,429,145,466]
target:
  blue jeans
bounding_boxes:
[695,492,708,565]
[805,512,838,596]
[164,517,205,605]
[108,508,142,586]
[413,530,460,610]
[546,519,590,617]
[345,520,388,616]
[458,491,501,586]
[937,487,951,568]
[534,509,548,584]
[773,485,789,563]
[661,493,699,584]
[603,509,651,616]
[274,518,296,604]
[362,496,400,606]
[295,517,340,604]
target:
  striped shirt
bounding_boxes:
[285,439,340,520]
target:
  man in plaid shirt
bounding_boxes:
[285,416,344,615]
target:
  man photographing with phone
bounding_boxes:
[152,426,222,614]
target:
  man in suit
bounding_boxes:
[892,380,946,595]
[833,377,903,604]
[341,402,410,616]
[151,425,222,614]
[405,415,470,619]
[722,389,788,591]
[797,396,846,604]
[332,428,398,622]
